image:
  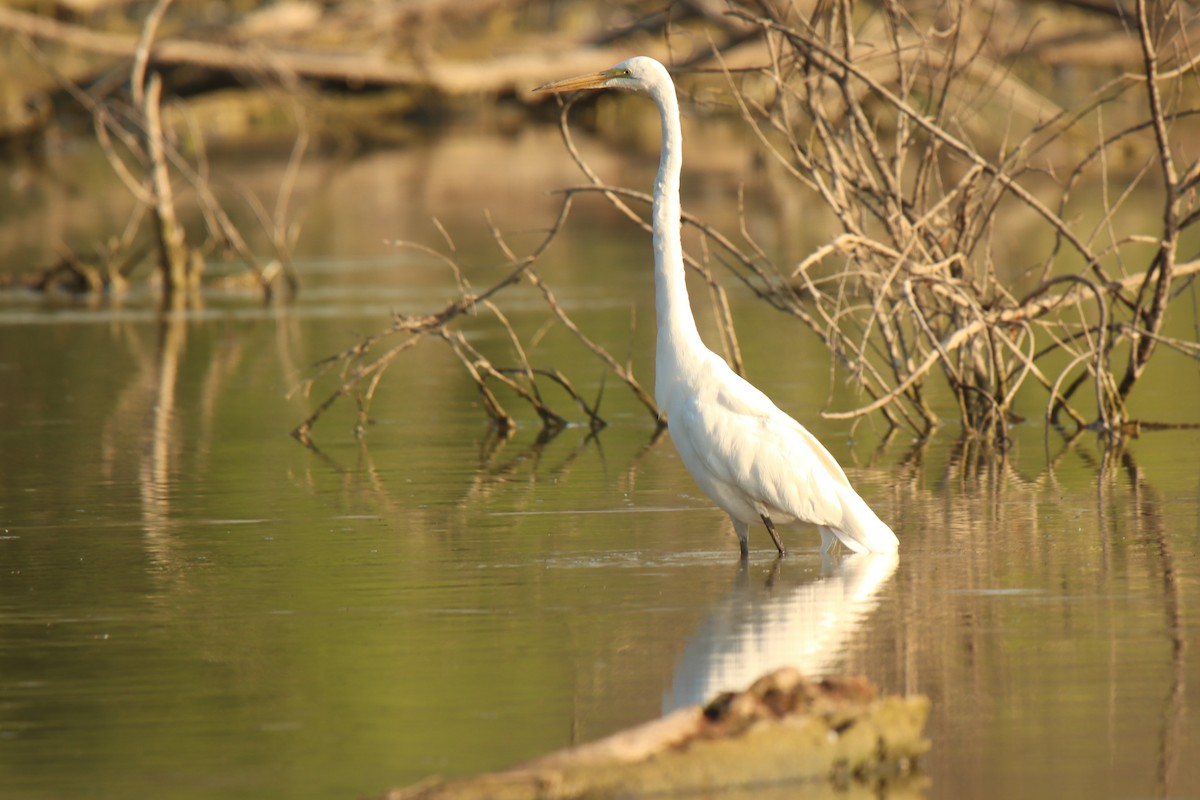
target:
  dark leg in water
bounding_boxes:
[732,518,750,559]
[760,514,786,556]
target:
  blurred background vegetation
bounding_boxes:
[1,0,1184,148]
[1,0,1197,440]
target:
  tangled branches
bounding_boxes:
[290,193,660,445]
[296,0,1198,446]
[713,0,1199,441]
[7,0,307,306]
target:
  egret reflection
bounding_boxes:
[665,552,899,712]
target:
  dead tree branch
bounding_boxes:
[291,192,660,443]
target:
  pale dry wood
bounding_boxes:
[389,668,929,800]
[291,194,590,443]
[143,73,190,302]
[823,259,1200,421]
[0,7,677,97]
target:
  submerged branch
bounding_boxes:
[292,192,660,442]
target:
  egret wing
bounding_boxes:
[671,356,853,526]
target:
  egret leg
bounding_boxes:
[731,518,750,559]
[819,526,837,553]
[760,514,786,557]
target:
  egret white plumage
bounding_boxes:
[535,57,899,557]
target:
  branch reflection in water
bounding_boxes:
[108,369,1191,797]
[665,552,899,713]
[100,316,192,569]
[99,308,303,579]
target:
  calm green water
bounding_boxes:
[2,137,1199,799]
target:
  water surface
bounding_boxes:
[1,136,1199,799]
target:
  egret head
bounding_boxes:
[534,56,669,96]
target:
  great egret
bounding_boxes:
[535,56,899,557]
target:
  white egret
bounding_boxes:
[535,57,898,557]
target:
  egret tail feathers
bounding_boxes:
[822,488,899,554]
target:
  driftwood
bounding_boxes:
[389,668,929,800]
[0,6,687,97]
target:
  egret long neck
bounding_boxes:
[649,78,703,405]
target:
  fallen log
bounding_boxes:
[388,668,929,799]
[0,6,675,97]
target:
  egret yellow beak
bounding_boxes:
[534,70,613,94]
